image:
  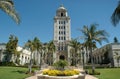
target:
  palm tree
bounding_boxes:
[42,43,48,64]
[69,39,81,66]
[114,52,120,67]
[114,37,119,43]
[6,35,19,62]
[82,41,89,64]
[82,40,97,64]
[111,1,120,26]
[80,24,108,74]
[24,40,35,73]
[47,41,56,65]
[0,0,20,24]
[33,37,43,69]
[84,40,97,64]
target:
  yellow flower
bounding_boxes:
[42,69,80,76]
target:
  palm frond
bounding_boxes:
[111,1,120,26]
[80,24,108,48]
[0,0,20,24]
[80,26,89,38]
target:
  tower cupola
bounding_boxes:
[56,4,68,17]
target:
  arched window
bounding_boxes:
[59,55,65,60]
[61,13,63,17]
[22,55,24,58]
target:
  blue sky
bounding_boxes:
[0,0,119,48]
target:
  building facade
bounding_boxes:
[93,43,120,67]
[17,46,31,65]
[0,43,6,62]
[53,5,71,62]
[0,43,31,65]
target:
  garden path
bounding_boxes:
[25,66,98,79]
[25,74,98,79]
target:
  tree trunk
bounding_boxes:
[29,53,32,73]
[117,59,119,67]
[7,53,12,62]
[75,50,77,66]
[36,51,39,69]
[118,63,119,67]
[90,48,95,74]
[82,52,85,69]
[39,52,42,70]
[29,60,32,73]
[85,47,89,64]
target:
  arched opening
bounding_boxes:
[61,13,63,17]
[59,55,65,60]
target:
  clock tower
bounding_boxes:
[53,5,71,62]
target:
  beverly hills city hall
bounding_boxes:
[0,5,120,67]
[53,5,72,63]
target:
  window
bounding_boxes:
[61,31,63,34]
[59,26,60,29]
[64,37,66,40]
[58,47,60,50]
[61,26,63,29]
[59,31,60,34]
[63,46,64,50]
[64,26,65,29]
[61,47,63,50]
[59,21,60,24]
[64,31,66,35]
[59,37,60,40]
[61,37,63,40]
[64,46,67,50]
[61,13,63,17]
[64,21,65,24]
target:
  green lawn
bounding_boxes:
[95,68,120,79]
[0,66,31,79]
[0,67,120,79]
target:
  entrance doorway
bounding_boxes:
[59,55,65,60]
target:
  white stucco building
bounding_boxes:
[93,43,120,67]
[0,43,6,62]
[17,46,31,65]
[0,43,31,65]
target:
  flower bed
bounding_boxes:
[42,69,79,76]
[37,69,85,79]
[37,73,85,79]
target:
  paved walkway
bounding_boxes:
[25,67,98,79]
[26,76,37,79]
[85,75,98,79]
[25,74,98,79]
[26,75,37,79]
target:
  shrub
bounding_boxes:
[0,62,16,66]
[53,60,68,70]
[88,70,100,75]
[25,69,35,75]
